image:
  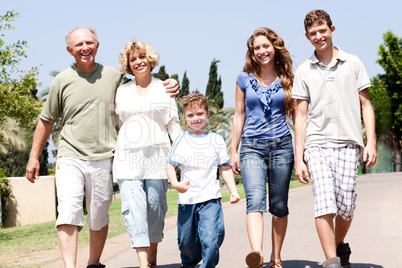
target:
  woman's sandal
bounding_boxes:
[246,251,263,268]
[269,260,282,268]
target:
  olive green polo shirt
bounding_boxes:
[40,63,126,160]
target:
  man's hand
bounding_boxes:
[25,119,55,183]
[26,157,40,183]
[163,79,179,99]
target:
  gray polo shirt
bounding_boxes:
[292,47,371,148]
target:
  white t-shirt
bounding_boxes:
[292,47,371,148]
[167,130,230,205]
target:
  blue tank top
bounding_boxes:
[236,72,290,139]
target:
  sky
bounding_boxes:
[2,0,402,110]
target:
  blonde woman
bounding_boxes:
[113,41,181,268]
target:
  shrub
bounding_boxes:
[0,169,12,226]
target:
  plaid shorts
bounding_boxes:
[304,144,361,220]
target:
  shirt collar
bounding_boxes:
[309,46,346,65]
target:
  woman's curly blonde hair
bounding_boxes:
[118,40,160,74]
[243,27,295,118]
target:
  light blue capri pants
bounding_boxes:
[118,179,168,248]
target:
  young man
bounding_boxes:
[25,27,178,268]
[166,93,240,268]
[293,10,377,268]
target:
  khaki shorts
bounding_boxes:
[55,156,113,231]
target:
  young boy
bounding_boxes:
[293,10,377,268]
[166,93,240,268]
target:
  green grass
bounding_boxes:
[0,180,309,267]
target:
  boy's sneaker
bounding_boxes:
[322,257,341,268]
[336,242,351,268]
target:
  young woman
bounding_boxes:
[113,40,181,268]
[230,27,295,268]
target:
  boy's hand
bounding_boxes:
[163,79,179,99]
[230,192,240,204]
[295,161,309,184]
[173,180,190,193]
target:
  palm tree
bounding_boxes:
[0,118,25,154]
[208,105,234,150]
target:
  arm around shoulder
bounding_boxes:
[162,78,179,98]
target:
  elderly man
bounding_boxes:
[26,27,178,268]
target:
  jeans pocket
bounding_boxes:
[277,134,293,149]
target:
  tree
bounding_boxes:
[0,10,43,171]
[40,71,62,157]
[0,11,42,127]
[181,71,190,97]
[205,59,224,109]
[209,106,234,147]
[0,86,49,177]
[152,65,169,81]
[371,31,402,171]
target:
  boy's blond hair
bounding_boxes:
[304,9,333,33]
[182,93,209,113]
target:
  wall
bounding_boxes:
[4,176,56,227]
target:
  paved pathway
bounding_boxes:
[45,172,402,268]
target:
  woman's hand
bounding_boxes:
[230,152,241,174]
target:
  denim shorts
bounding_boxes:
[240,134,294,217]
[118,179,168,248]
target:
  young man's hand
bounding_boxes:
[295,161,309,184]
[363,142,377,168]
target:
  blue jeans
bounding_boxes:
[177,198,225,268]
[240,134,294,217]
[118,179,168,248]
